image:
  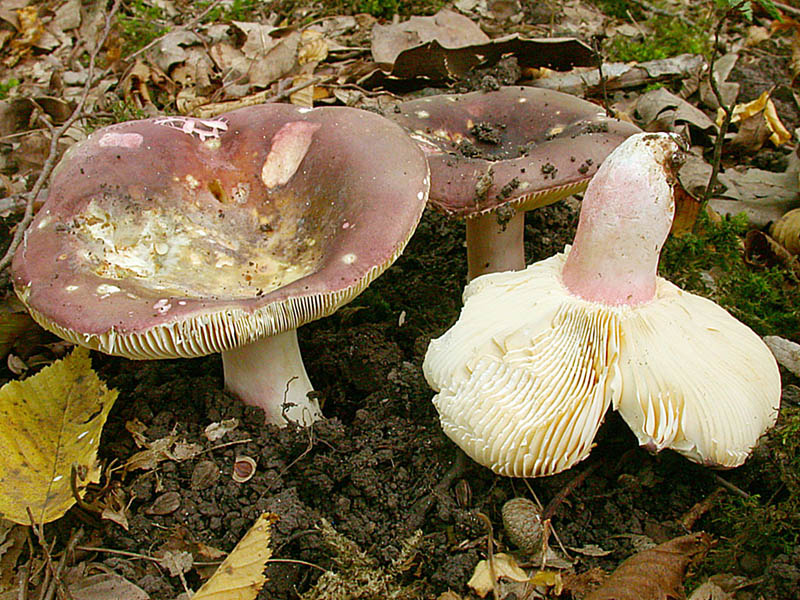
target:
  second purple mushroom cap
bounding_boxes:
[12,104,430,425]
[388,86,641,279]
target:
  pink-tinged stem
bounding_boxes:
[222,329,322,425]
[562,133,683,306]
[466,211,525,280]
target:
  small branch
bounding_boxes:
[700,11,736,215]
[541,460,602,522]
[0,0,122,277]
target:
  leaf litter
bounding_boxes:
[0,0,798,599]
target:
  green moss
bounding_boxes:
[0,78,19,100]
[274,0,445,19]
[116,0,170,55]
[198,0,263,23]
[660,213,800,340]
[589,0,647,20]
[85,101,150,133]
[704,404,800,578]
[606,16,711,62]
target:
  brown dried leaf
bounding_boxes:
[298,29,328,65]
[371,9,489,66]
[584,533,712,600]
[744,229,800,278]
[770,206,800,254]
[145,491,181,516]
[671,182,703,236]
[68,573,150,600]
[763,336,800,378]
[5,6,43,67]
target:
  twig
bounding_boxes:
[43,529,83,600]
[700,11,736,214]
[16,559,29,600]
[712,473,751,499]
[191,76,333,119]
[541,460,602,522]
[477,512,500,600]
[27,508,74,600]
[773,1,800,18]
[0,0,122,277]
[401,451,467,534]
[592,39,612,118]
[265,558,327,572]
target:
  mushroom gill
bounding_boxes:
[424,133,780,477]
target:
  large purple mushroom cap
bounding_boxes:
[12,104,430,424]
[389,86,641,278]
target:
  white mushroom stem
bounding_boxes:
[222,329,322,426]
[562,133,680,306]
[466,211,525,280]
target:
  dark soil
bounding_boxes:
[33,200,796,600]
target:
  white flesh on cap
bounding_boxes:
[425,133,781,477]
[222,329,322,425]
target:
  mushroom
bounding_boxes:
[423,132,780,477]
[12,104,429,425]
[388,86,641,279]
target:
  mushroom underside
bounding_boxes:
[424,251,780,477]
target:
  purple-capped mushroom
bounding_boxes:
[389,86,641,279]
[12,105,429,425]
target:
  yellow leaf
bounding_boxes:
[0,346,117,524]
[193,513,277,600]
[468,553,529,598]
[764,98,792,145]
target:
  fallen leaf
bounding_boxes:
[743,229,800,278]
[584,533,713,600]
[68,573,150,600]
[371,9,489,66]
[0,521,26,589]
[192,512,277,600]
[160,549,194,577]
[534,54,705,97]
[712,166,800,227]
[569,544,613,557]
[764,336,800,377]
[718,90,792,148]
[637,87,716,134]
[468,553,529,598]
[204,418,239,441]
[0,346,117,524]
[770,207,800,254]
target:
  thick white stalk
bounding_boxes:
[222,329,322,426]
[466,211,525,280]
[562,133,681,306]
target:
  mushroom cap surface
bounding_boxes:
[13,105,429,359]
[388,86,641,217]
[423,251,780,477]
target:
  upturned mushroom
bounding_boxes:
[388,86,641,279]
[423,132,780,477]
[12,104,429,425]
